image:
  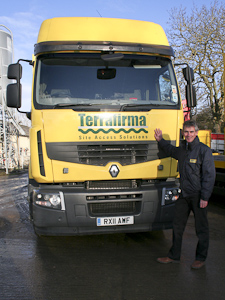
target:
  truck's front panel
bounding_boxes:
[32,181,179,235]
[28,25,183,235]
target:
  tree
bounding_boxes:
[167,0,225,132]
[194,107,214,131]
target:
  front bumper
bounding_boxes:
[32,181,178,235]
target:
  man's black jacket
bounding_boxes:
[158,136,215,201]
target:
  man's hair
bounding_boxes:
[183,120,199,131]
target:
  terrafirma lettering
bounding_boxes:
[78,113,147,127]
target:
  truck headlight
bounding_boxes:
[34,191,65,210]
[162,187,181,206]
[49,194,61,207]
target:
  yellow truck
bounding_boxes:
[7,17,196,235]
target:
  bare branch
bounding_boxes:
[167,0,224,132]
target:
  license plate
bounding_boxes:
[97,216,134,227]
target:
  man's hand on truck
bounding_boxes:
[154,128,163,142]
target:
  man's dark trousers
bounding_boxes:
[168,195,209,261]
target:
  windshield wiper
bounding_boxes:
[53,103,92,109]
[120,103,160,111]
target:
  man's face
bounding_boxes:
[183,126,198,143]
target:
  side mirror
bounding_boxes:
[185,85,196,108]
[7,63,22,108]
[7,83,22,108]
[8,63,22,81]
[182,66,194,82]
[182,66,196,108]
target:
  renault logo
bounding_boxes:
[109,164,120,178]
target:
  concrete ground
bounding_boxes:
[0,172,225,300]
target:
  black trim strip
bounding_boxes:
[34,41,174,57]
[37,131,46,176]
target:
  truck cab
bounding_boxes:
[7,18,196,235]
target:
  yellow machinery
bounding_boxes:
[7,18,196,235]
[213,54,225,196]
[198,55,225,196]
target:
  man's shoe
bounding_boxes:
[191,260,205,269]
[157,257,179,264]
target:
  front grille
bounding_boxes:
[88,201,140,216]
[86,180,138,190]
[86,193,142,201]
[46,140,170,166]
[78,143,150,165]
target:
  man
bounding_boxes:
[154,120,215,269]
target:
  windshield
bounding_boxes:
[34,53,180,110]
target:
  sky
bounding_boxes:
[0,0,216,112]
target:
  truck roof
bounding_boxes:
[38,17,169,46]
[35,17,173,57]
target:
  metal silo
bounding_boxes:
[0,25,14,173]
[0,25,26,173]
[0,25,13,105]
